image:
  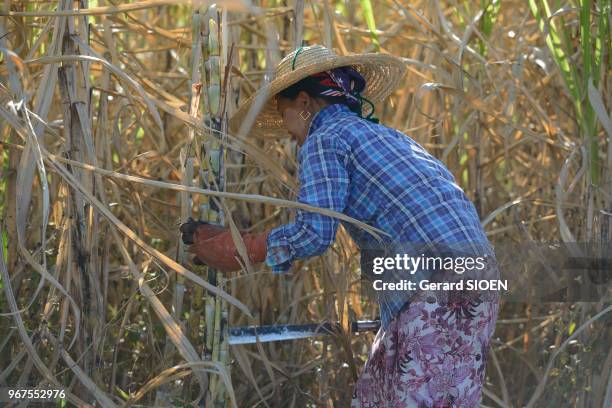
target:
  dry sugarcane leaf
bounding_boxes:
[587,78,612,140]
[45,333,119,407]
[231,345,268,407]
[34,143,387,240]
[0,226,92,407]
[44,153,254,316]
[24,54,166,145]
[125,361,238,408]
[106,224,210,398]
[0,1,191,17]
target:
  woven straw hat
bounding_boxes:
[229,44,406,139]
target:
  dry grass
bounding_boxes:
[0,0,610,407]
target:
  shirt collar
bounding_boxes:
[306,103,356,137]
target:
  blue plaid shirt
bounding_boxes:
[265,103,494,328]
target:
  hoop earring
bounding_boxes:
[299,110,311,121]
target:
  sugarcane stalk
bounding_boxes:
[156,3,206,405]
[199,4,230,406]
[163,3,211,404]
[210,277,223,399]
[186,7,204,358]
[179,156,194,314]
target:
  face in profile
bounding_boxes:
[275,93,311,146]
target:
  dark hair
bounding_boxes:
[277,76,361,115]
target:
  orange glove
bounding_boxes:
[180,218,226,244]
[180,218,269,272]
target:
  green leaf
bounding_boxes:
[528,0,580,104]
[480,0,502,55]
[116,386,131,401]
[359,0,380,51]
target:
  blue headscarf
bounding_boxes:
[289,48,379,124]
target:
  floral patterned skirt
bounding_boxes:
[351,293,499,408]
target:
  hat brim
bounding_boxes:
[229,53,406,139]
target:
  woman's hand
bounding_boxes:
[180,217,226,245]
[179,218,269,272]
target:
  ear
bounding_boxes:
[296,90,311,108]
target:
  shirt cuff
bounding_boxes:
[265,226,294,274]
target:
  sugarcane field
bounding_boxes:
[0,0,611,407]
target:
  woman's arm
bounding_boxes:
[266,130,350,273]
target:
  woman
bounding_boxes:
[180,45,499,407]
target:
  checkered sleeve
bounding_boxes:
[266,130,350,274]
